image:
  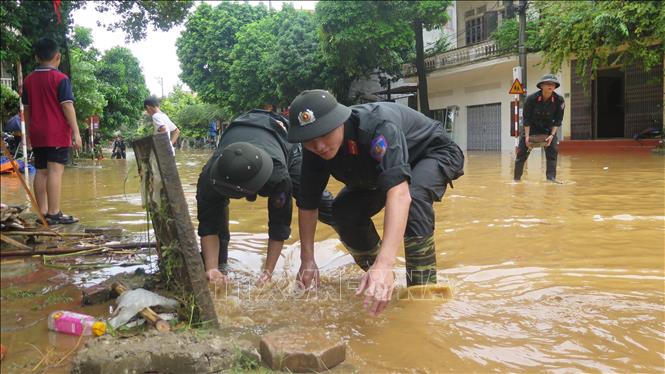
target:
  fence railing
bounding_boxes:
[404,40,511,76]
[1,77,13,88]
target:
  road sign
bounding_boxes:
[509,78,526,95]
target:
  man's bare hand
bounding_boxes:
[296,259,320,289]
[73,133,82,152]
[206,269,227,286]
[356,263,395,317]
[545,135,554,147]
[255,270,272,287]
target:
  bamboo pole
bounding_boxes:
[2,231,95,237]
[112,283,170,332]
[0,241,157,257]
[16,60,29,185]
[0,234,32,250]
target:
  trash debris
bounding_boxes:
[0,343,6,360]
[47,310,106,337]
[108,285,178,330]
[0,204,28,230]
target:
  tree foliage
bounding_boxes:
[491,0,665,80]
[0,85,19,125]
[95,47,149,137]
[70,48,106,129]
[69,26,106,130]
[0,0,74,76]
[175,103,228,139]
[1,0,192,75]
[316,1,414,101]
[315,0,451,110]
[176,2,268,105]
[228,4,327,112]
[393,0,451,115]
[93,0,194,42]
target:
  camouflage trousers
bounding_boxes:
[342,235,437,286]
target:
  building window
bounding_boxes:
[431,108,447,124]
[466,17,483,45]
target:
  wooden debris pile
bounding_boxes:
[0,204,28,230]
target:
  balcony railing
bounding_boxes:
[1,77,13,88]
[403,40,511,76]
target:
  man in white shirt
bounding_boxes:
[144,97,180,155]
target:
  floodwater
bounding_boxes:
[1,149,664,373]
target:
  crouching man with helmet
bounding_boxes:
[287,90,465,316]
[196,109,334,285]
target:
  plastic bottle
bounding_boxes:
[47,311,106,337]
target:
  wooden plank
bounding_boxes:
[112,283,170,332]
[131,134,218,328]
[0,234,32,251]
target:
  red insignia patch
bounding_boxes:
[347,139,358,156]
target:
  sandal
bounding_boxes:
[44,212,79,225]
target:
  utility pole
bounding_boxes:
[518,0,528,97]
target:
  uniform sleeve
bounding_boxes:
[296,149,330,210]
[196,184,231,237]
[372,122,411,193]
[267,178,293,241]
[553,96,565,127]
[287,145,303,202]
[523,96,534,127]
[57,77,74,103]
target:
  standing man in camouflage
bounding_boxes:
[514,74,565,183]
[287,90,464,316]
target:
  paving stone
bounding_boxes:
[259,327,346,372]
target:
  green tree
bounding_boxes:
[491,1,665,81]
[316,1,451,112]
[228,5,327,112]
[160,84,199,120]
[316,1,413,103]
[1,1,192,75]
[95,47,149,137]
[176,2,268,105]
[175,103,228,139]
[396,0,452,116]
[70,48,106,130]
[0,85,19,125]
[92,0,194,42]
[1,0,74,77]
[69,26,106,130]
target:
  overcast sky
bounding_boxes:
[72,1,317,97]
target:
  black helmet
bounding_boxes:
[209,142,273,198]
[287,89,351,142]
[537,74,560,89]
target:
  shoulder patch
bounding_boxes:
[370,135,388,162]
[272,191,287,208]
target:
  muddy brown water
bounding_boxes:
[1,150,663,373]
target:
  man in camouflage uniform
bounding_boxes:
[287,90,464,316]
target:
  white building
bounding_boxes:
[402,0,663,151]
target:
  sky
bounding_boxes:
[72,1,317,97]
